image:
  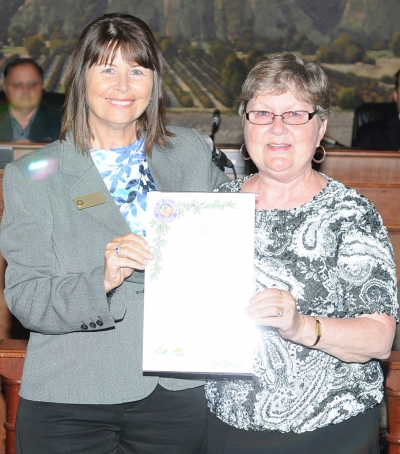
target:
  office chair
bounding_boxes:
[351,101,397,148]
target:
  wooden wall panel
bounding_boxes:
[320,150,400,279]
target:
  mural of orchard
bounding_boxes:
[1,0,400,111]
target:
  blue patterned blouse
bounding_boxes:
[90,137,158,237]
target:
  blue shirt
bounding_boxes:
[91,137,158,237]
[10,108,38,141]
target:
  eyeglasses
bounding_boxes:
[5,82,42,90]
[245,110,318,125]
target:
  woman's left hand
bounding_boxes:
[246,288,396,361]
[246,288,304,341]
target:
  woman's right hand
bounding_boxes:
[104,233,154,293]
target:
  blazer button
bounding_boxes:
[81,323,88,330]
[89,321,96,329]
[96,317,103,327]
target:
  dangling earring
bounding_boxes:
[240,143,251,161]
[312,145,326,163]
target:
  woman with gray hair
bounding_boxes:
[0,12,228,454]
[205,53,398,454]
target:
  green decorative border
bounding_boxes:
[149,198,236,280]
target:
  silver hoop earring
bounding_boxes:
[312,145,326,164]
[240,143,251,161]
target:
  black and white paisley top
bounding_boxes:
[205,174,398,433]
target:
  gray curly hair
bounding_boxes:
[238,53,331,122]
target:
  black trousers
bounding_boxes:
[16,385,207,454]
[206,405,380,454]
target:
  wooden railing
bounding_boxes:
[0,340,27,454]
[317,149,400,281]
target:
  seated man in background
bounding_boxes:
[0,58,62,143]
[354,69,400,151]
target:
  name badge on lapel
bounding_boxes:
[74,192,106,210]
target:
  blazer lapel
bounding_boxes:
[58,137,185,235]
[147,142,184,191]
[60,139,131,236]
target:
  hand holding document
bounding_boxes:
[143,191,256,375]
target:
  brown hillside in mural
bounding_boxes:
[0,0,399,109]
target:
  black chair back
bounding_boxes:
[351,102,397,147]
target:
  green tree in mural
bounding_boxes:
[107,0,163,33]
[371,39,388,51]
[61,0,108,38]
[390,32,400,57]
[0,23,7,46]
[222,55,247,107]
[24,35,46,60]
[317,45,336,63]
[317,33,367,64]
[245,49,265,72]
[159,38,177,58]
[233,30,253,53]
[187,45,206,61]
[300,38,316,55]
[64,39,78,54]
[344,43,364,63]
[50,39,65,55]
[47,22,65,41]
[337,87,363,110]
[380,75,393,84]
[0,0,24,45]
[209,40,235,69]
[8,3,41,40]
[333,33,364,63]
[9,25,24,47]
[28,0,108,39]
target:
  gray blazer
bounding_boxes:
[0,126,230,404]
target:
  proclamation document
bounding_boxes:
[143,191,256,376]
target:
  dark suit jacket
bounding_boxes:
[354,113,400,151]
[0,104,62,143]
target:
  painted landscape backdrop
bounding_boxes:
[1,0,400,111]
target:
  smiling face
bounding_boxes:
[244,89,327,180]
[86,48,154,146]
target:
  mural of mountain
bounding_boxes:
[0,0,398,109]
[297,0,347,33]
[338,0,400,43]
[1,0,399,46]
[0,0,24,44]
